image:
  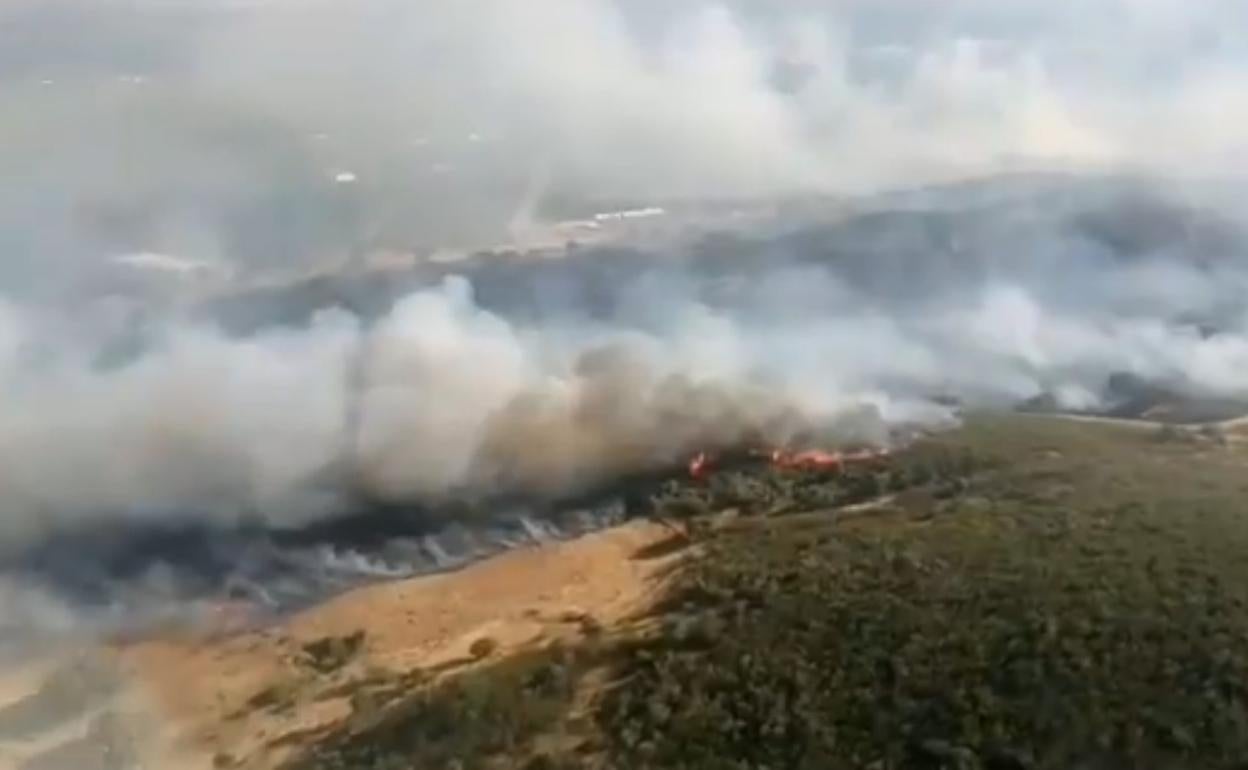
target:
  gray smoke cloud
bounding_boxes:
[5,0,1248,294]
[10,6,1248,752]
[3,174,1248,548]
[1,2,1248,543]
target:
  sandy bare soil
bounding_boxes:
[97,519,679,769]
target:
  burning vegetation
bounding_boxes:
[688,445,891,481]
[280,414,1248,770]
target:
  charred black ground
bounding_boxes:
[0,483,633,622]
[0,442,889,624]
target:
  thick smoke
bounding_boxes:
[3,175,1248,550]
[3,1,1248,636]
[0,273,896,543]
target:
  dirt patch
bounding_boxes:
[117,519,677,769]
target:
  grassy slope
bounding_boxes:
[291,415,1248,770]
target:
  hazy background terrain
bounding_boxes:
[4,0,1248,294]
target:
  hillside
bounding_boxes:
[6,415,1248,768]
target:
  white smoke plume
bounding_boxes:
[0,1,1246,548]
[2,189,1248,548]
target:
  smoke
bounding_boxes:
[5,0,1248,290]
[1,173,1248,549]
[0,272,895,544]
[0,305,359,542]
[4,0,1248,637]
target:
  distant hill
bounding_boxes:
[193,172,1248,335]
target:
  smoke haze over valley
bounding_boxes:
[4,1,1248,636]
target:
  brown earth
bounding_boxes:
[107,519,678,769]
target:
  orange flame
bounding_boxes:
[688,445,889,479]
[688,451,712,481]
[771,448,844,471]
[777,447,889,471]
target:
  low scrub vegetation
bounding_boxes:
[292,416,1248,769]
